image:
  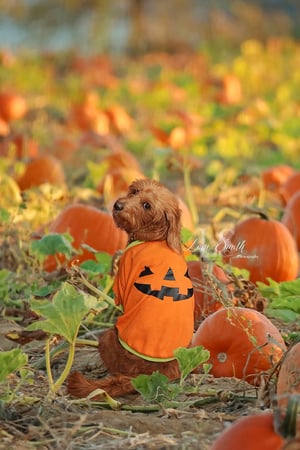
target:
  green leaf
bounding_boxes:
[30,233,75,258]
[174,346,210,383]
[33,282,61,297]
[0,349,28,383]
[257,278,300,319]
[0,208,10,223]
[265,308,300,323]
[280,279,300,296]
[131,371,173,403]
[181,228,194,246]
[80,252,112,274]
[27,283,94,343]
[257,278,282,297]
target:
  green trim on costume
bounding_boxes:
[126,240,145,250]
[118,337,175,362]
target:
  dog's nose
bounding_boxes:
[113,200,124,211]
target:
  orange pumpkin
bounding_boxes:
[104,105,133,134]
[16,155,65,190]
[69,91,110,134]
[0,117,10,136]
[43,203,128,272]
[0,91,27,122]
[211,412,284,450]
[280,171,300,204]
[187,260,232,324]
[101,149,141,172]
[277,341,300,407]
[261,164,295,193]
[282,191,300,250]
[192,307,286,385]
[217,74,242,105]
[218,212,299,284]
[97,167,145,199]
[177,196,194,232]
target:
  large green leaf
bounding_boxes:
[131,371,173,403]
[174,346,210,383]
[31,233,74,258]
[265,308,300,323]
[27,283,98,343]
[0,349,28,383]
[257,278,300,321]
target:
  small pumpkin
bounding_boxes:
[277,341,300,407]
[211,412,290,450]
[0,91,27,122]
[280,171,300,204]
[217,74,242,105]
[187,260,232,325]
[177,196,194,232]
[105,150,141,171]
[192,307,286,385]
[218,211,299,284]
[261,164,295,193]
[16,155,65,191]
[0,117,10,137]
[97,167,145,200]
[43,203,128,272]
[282,191,300,251]
[69,91,110,134]
[104,105,133,134]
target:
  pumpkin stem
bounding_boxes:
[243,206,269,221]
[276,395,299,439]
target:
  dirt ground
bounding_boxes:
[0,337,287,450]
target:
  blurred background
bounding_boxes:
[1,0,300,54]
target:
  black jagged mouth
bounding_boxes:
[134,282,193,301]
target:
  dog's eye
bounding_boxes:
[131,188,139,195]
[143,202,151,210]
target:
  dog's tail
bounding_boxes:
[67,371,136,399]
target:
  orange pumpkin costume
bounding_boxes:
[114,240,194,360]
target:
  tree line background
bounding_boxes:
[1,0,300,54]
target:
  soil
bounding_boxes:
[1,329,296,450]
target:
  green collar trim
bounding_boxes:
[118,337,175,362]
[126,240,145,250]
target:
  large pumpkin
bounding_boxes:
[187,260,232,325]
[16,155,65,190]
[277,341,300,407]
[282,191,300,251]
[43,203,128,272]
[192,307,286,385]
[218,212,299,283]
[211,412,284,450]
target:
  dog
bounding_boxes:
[67,178,195,398]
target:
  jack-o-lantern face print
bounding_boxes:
[134,265,193,301]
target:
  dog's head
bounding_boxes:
[112,179,182,253]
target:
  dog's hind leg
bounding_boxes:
[67,371,136,399]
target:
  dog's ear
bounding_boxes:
[165,206,182,254]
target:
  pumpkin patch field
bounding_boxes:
[1,38,300,450]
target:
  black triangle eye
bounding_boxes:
[164,267,176,280]
[184,269,191,279]
[139,266,153,277]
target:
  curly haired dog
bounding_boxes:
[67,179,195,398]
